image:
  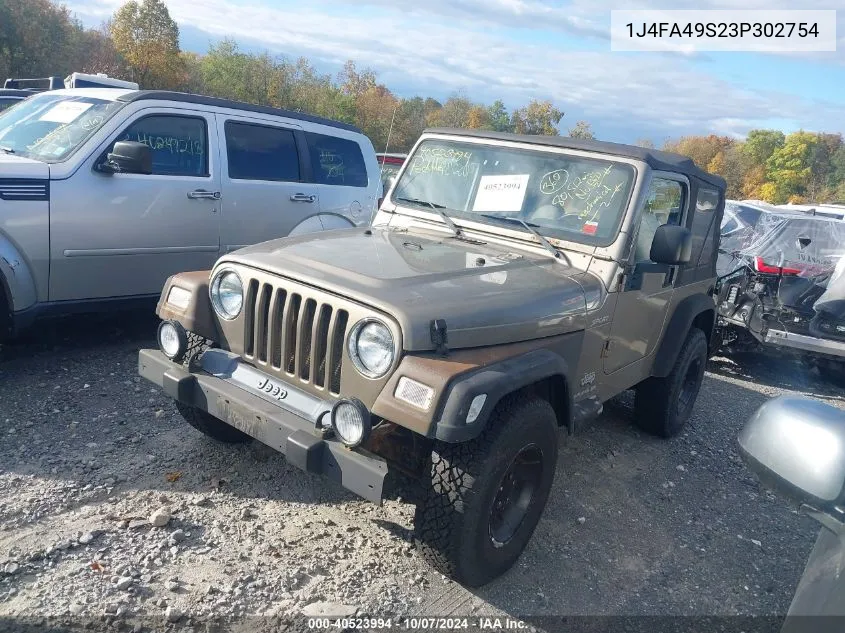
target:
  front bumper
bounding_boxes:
[763,329,845,359]
[138,349,388,503]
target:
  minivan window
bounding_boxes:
[0,94,124,162]
[225,121,300,182]
[305,132,368,188]
[113,115,208,177]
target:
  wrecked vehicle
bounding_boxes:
[714,207,845,363]
[139,128,726,586]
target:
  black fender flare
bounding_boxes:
[652,293,715,378]
[430,348,574,443]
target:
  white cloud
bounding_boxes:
[65,0,845,140]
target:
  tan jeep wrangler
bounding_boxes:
[139,128,726,587]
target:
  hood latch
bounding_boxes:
[430,319,449,356]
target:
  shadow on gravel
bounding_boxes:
[0,307,159,364]
[707,349,845,401]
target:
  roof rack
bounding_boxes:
[3,73,139,92]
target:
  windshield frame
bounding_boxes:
[388,133,641,250]
[0,92,127,164]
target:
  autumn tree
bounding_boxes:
[764,131,817,203]
[568,121,594,139]
[110,0,184,89]
[743,129,785,166]
[428,94,474,128]
[635,138,655,148]
[510,100,563,136]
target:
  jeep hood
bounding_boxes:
[221,226,602,351]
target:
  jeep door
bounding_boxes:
[216,116,320,253]
[603,174,689,374]
[49,108,221,301]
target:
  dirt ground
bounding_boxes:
[0,311,838,632]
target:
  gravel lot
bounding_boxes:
[0,311,840,632]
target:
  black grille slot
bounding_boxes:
[298,299,317,380]
[255,284,272,363]
[329,310,348,395]
[313,305,332,387]
[243,279,260,357]
[284,295,302,375]
[270,288,287,369]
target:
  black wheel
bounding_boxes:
[413,394,558,587]
[634,327,708,438]
[175,401,252,444]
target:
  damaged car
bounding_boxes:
[715,207,845,364]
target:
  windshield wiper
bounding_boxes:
[481,214,570,265]
[395,197,462,237]
[0,145,14,154]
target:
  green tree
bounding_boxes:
[486,100,512,132]
[568,120,594,139]
[743,129,785,166]
[765,131,817,203]
[110,0,184,89]
[0,0,82,79]
[510,99,563,136]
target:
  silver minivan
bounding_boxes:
[0,88,381,339]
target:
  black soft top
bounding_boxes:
[424,128,727,190]
[118,90,362,134]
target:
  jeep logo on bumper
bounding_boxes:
[257,376,288,401]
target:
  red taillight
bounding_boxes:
[754,256,801,276]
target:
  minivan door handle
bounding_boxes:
[187,189,221,200]
[290,193,316,203]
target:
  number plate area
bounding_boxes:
[199,348,331,424]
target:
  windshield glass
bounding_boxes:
[391,139,637,244]
[0,94,124,162]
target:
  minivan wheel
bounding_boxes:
[413,394,558,587]
[634,327,708,438]
[175,401,252,444]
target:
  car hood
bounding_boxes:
[0,152,50,178]
[220,226,602,351]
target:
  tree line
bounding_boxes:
[2,0,843,204]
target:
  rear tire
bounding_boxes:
[634,327,708,438]
[175,401,252,444]
[413,394,559,587]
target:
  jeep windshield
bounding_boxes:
[0,93,124,162]
[391,139,637,245]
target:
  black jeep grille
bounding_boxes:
[242,279,349,395]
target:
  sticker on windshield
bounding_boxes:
[582,221,598,235]
[472,174,530,213]
[39,102,94,124]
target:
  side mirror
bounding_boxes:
[738,395,845,513]
[100,141,152,175]
[649,224,692,265]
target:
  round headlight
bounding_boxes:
[331,398,371,447]
[348,319,395,378]
[210,270,243,320]
[158,320,187,361]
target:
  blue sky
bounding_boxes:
[68,0,845,144]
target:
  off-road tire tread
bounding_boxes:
[413,394,557,586]
[175,401,252,444]
[634,327,708,438]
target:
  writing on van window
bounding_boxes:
[540,165,625,220]
[318,149,345,179]
[409,146,473,177]
[128,131,204,156]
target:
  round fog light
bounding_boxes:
[330,398,372,448]
[158,320,188,362]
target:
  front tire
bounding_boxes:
[413,394,559,587]
[175,401,252,444]
[634,327,708,438]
